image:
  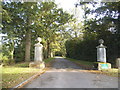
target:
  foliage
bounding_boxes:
[55,51,63,56]
[65,1,120,66]
[0,53,2,63]
[13,62,29,67]
[65,37,97,62]
[1,55,9,65]
[2,1,73,63]
[0,53,14,65]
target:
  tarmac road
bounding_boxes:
[23,57,118,88]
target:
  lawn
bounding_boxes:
[2,67,40,88]
[44,57,55,68]
[101,68,119,77]
[44,57,55,63]
[65,57,119,77]
[65,58,94,68]
[2,57,55,88]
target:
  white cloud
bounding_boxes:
[55,0,78,11]
[55,0,84,21]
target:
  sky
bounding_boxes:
[55,0,84,22]
[55,0,79,11]
[54,0,103,22]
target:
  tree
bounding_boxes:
[2,2,39,62]
[82,2,120,62]
[2,1,73,63]
[35,2,73,58]
[65,1,120,65]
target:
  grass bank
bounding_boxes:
[44,57,55,68]
[2,57,55,88]
[65,57,94,69]
[2,67,40,88]
[101,69,119,77]
[65,57,118,77]
[44,57,55,63]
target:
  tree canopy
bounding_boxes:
[65,1,120,65]
[1,1,73,64]
[1,1,120,67]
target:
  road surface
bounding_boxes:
[23,57,118,88]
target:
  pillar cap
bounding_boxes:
[34,43,43,47]
[99,39,104,44]
[96,44,107,48]
[96,39,107,48]
[37,37,42,43]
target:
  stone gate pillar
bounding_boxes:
[96,39,107,63]
[34,37,43,62]
[29,37,45,69]
[95,39,111,70]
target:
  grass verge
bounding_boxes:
[13,62,29,67]
[44,57,55,68]
[65,57,94,69]
[2,57,55,88]
[2,67,40,88]
[65,57,118,77]
[101,68,119,77]
[44,57,55,63]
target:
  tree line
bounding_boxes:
[1,1,120,66]
[1,1,73,64]
[65,1,120,66]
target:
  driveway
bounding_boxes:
[23,57,118,88]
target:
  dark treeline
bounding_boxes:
[65,2,120,66]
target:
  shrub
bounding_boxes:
[0,53,15,65]
[14,62,29,67]
[2,55,9,65]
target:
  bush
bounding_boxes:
[14,62,29,67]
[0,53,3,64]
[65,37,98,62]
[65,33,119,66]
[0,53,15,65]
[2,56,9,65]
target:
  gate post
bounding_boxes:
[96,39,111,70]
[29,37,45,69]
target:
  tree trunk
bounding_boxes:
[50,52,53,57]
[25,29,31,62]
[10,39,14,60]
[75,31,78,38]
[47,40,51,58]
[43,45,48,59]
[10,49,14,60]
